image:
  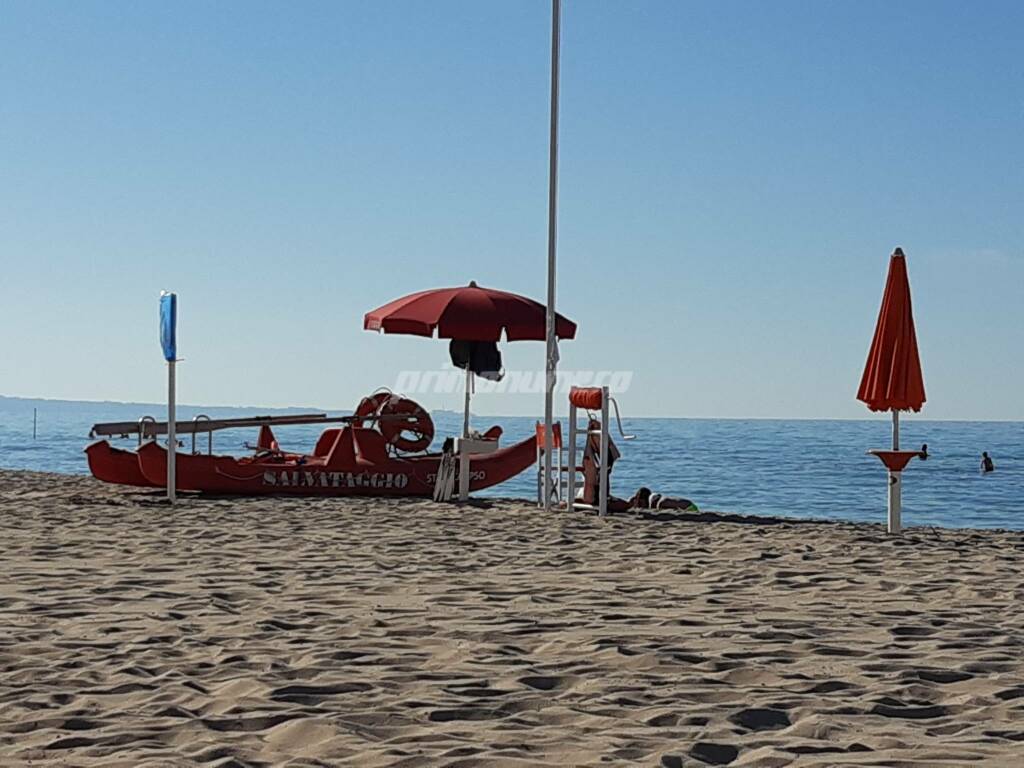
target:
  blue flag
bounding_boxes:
[160,292,177,362]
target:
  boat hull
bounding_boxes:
[84,440,160,488]
[131,434,535,497]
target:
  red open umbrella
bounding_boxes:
[365,281,576,445]
[364,281,577,342]
[857,247,926,533]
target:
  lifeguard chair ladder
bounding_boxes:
[535,422,565,507]
[536,386,634,517]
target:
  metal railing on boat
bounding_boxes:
[191,414,212,454]
[137,416,156,447]
[90,412,363,440]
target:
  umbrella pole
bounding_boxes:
[888,469,902,534]
[889,410,901,534]
[463,367,472,438]
[543,0,561,513]
[459,367,473,502]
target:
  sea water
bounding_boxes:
[1,396,1020,530]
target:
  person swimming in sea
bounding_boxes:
[981,452,995,473]
[919,443,928,460]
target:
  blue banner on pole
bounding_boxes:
[160,291,177,362]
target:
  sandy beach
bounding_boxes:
[2,470,1024,767]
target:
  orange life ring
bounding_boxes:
[378,397,435,453]
[353,391,393,427]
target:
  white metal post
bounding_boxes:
[463,366,472,438]
[542,0,561,512]
[536,425,543,506]
[459,367,473,502]
[167,359,176,504]
[567,402,577,508]
[599,386,609,517]
[557,431,564,505]
[888,409,900,533]
[888,471,902,534]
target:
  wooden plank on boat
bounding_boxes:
[88,412,355,438]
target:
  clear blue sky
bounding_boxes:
[1,1,1021,419]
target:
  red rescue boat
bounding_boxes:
[85,283,576,498]
[85,440,159,488]
[133,428,533,496]
[85,393,535,497]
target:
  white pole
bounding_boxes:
[888,410,900,533]
[167,359,176,504]
[567,403,577,508]
[599,387,609,517]
[888,471,902,534]
[543,0,561,513]
[536,429,543,507]
[463,366,472,438]
[459,367,473,501]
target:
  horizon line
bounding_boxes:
[2,393,1022,425]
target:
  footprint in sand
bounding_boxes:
[689,742,740,765]
[727,707,791,731]
[517,675,569,691]
[906,668,973,684]
[427,707,501,722]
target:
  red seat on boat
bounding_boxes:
[351,427,389,466]
[256,425,278,451]
[322,427,357,469]
[313,428,343,457]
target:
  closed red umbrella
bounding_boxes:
[857,248,926,413]
[857,248,926,534]
[364,281,577,342]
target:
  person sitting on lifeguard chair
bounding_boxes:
[578,418,698,513]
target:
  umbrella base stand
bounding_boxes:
[888,471,902,535]
[868,451,923,535]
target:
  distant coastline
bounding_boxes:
[2,394,1022,423]
[0,393,330,415]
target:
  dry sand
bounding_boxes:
[2,469,1024,767]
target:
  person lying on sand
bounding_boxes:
[627,486,699,512]
[577,428,698,513]
[576,468,699,514]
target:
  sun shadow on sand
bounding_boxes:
[629,509,827,526]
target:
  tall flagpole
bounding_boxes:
[543,0,561,512]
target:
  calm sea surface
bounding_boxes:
[1,396,1021,530]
